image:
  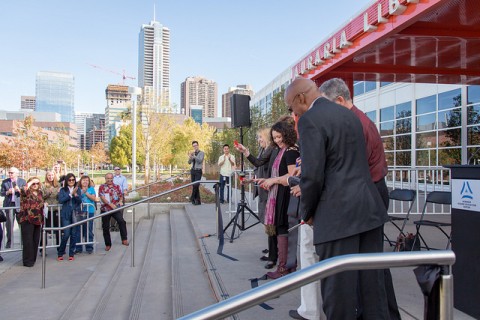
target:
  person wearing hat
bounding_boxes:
[19,177,45,267]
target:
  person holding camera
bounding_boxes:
[1,167,26,251]
[217,144,235,204]
[188,141,204,205]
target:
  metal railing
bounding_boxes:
[179,250,456,320]
[41,180,219,288]
[387,167,452,214]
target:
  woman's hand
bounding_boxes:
[259,177,276,190]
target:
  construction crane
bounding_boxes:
[88,63,136,85]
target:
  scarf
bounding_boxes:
[264,147,286,236]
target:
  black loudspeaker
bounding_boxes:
[231,94,251,128]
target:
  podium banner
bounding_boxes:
[452,179,480,212]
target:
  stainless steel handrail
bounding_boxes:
[179,250,456,320]
[41,180,219,288]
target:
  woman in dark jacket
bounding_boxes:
[57,173,81,261]
[19,177,45,267]
[236,127,278,269]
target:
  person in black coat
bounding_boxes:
[286,78,389,319]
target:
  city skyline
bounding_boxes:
[0,0,369,115]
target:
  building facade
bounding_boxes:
[354,82,480,167]
[35,71,75,122]
[222,85,254,118]
[105,85,131,148]
[20,96,36,111]
[180,76,218,118]
[138,20,170,111]
[85,114,106,150]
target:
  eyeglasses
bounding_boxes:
[68,178,76,182]
[8,172,14,174]
[31,182,40,186]
[287,92,304,113]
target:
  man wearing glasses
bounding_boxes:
[1,167,27,252]
[285,78,389,319]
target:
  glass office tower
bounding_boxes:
[35,71,75,122]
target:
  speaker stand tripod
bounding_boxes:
[223,127,260,242]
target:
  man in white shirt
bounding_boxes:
[217,144,235,204]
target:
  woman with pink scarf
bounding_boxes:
[258,120,299,279]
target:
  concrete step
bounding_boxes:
[170,207,218,318]
[131,213,173,320]
[59,218,151,320]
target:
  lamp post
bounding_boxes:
[129,86,141,196]
[77,155,80,177]
[91,156,94,180]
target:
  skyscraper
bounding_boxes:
[222,85,254,118]
[181,76,218,118]
[138,20,170,111]
[105,84,131,148]
[35,71,75,122]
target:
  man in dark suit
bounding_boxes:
[1,167,27,250]
[286,78,389,319]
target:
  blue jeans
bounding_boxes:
[76,212,94,252]
[219,175,230,203]
[57,215,78,257]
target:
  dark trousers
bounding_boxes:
[4,207,15,247]
[316,226,388,320]
[101,210,127,246]
[375,178,401,320]
[267,235,278,263]
[20,221,41,267]
[190,169,202,204]
[219,175,230,202]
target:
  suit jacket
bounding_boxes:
[298,97,388,244]
[1,177,27,208]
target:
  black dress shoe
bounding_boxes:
[262,249,269,254]
[289,310,308,320]
[260,255,269,261]
[0,255,3,262]
[264,261,275,269]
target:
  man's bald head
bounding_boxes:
[284,77,321,117]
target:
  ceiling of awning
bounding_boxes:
[304,0,480,85]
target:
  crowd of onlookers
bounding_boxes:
[0,164,129,267]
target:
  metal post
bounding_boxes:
[147,185,151,220]
[41,230,47,289]
[131,207,135,267]
[439,272,454,320]
[131,95,137,190]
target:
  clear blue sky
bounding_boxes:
[0,0,370,115]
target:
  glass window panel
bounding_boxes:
[354,82,364,97]
[417,95,436,114]
[438,89,461,110]
[380,106,394,122]
[438,148,461,165]
[380,82,392,87]
[382,136,394,151]
[416,150,431,166]
[395,151,411,166]
[467,85,480,105]
[366,110,376,123]
[416,131,436,148]
[380,121,394,136]
[416,113,436,131]
[396,117,411,134]
[468,147,480,165]
[467,105,480,125]
[364,81,376,93]
[467,126,480,145]
[396,135,411,150]
[438,128,461,147]
[396,102,411,118]
[385,151,394,166]
[438,108,461,129]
